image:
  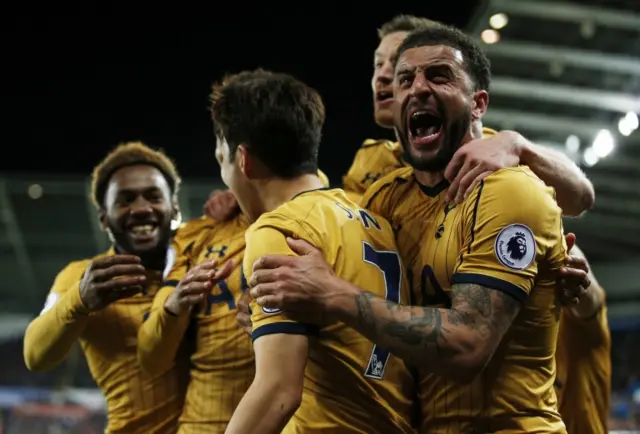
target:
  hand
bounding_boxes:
[236,290,252,336]
[204,189,240,221]
[445,130,521,204]
[249,238,335,312]
[164,259,235,316]
[79,255,147,311]
[557,233,591,306]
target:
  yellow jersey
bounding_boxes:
[23,249,189,434]
[362,166,567,433]
[343,127,497,202]
[138,214,254,434]
[246,188,416,434]
[555,302,611,434]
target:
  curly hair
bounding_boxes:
[90,141,181,209]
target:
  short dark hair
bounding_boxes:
[209,69,325,178]
[378,15,444,39]
[394,26,491,92]
[91,141,181,209]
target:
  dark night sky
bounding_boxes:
[4,5,479,183]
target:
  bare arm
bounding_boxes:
[328,279,521,384]
[517,133,595,216]
[226,333,307,434]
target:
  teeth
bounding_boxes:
[130,225,154,234]
[411,111,428,119]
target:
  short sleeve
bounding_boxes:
[452,168,566,303]
[244,221,321,341]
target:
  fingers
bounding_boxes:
[92,255,141,269]
[445,158,473,203]
[562,255,589,273]
[236,310,252,336]
[107,286,143,302]
[462,171,491,203]
[453,164,487,204]
[252,254,295,273]
[444,149,465,183]
[285,237,320,256]
[249,283,278,300]
[93,264,146,282]
[564,233,577,253]
[212,259,235,282]
[249,269,281,287]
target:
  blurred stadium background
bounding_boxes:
[2,0,639,432]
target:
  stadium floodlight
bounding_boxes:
[582,147,599,167]
[618,111,638,136]
[592,129,614,158]
[565,135,580,153]
[481,29,500,44]
[489,13,509,30]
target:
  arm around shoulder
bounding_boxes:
[516,132,595,216]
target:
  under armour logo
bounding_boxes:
[361,172,382,185]
[205,245,228,259]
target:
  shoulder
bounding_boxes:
[52,254,102,291]
[173,215,217,252]
[362,166,414,208]
[478,166,555,200]
[361,138,400,151]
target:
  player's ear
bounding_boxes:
[98,209,108,231]
[471,90,489,121]
[237,144,251,177]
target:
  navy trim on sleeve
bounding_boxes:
[162,280,180,288]
[451,273,528,304]
[252,322,319,341]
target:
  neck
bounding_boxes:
[255,174,324,215]
[413,119,485,188]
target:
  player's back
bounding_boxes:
[248,188,415,434]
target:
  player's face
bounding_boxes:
[392,45,480,172]
[101,165,175,256]
[372,31,408,128]
[216,136,256,220]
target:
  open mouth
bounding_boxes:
[408,110,443,147]
[127,223,159,242]
[376,90,393,102]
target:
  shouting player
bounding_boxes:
[23,142,189,434]
[212,69,416,434]
[247,27,571,433]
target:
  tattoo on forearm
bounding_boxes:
[352,283,521,365]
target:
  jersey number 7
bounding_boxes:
[362,242,402,380]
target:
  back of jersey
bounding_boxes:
[246,188,415,434]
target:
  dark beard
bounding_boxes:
[396,96,471,172]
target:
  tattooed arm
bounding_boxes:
[328,278,521,383]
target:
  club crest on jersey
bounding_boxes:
[494,224,536,270]
[40,292,59,315]
[262,306,282,314]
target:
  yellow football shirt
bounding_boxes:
[138,214,254,434]
[246,188,416,434]
[343,127,497,203]
[555,302,611,434]
[24,249,189,434]
[362,165,566,433]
